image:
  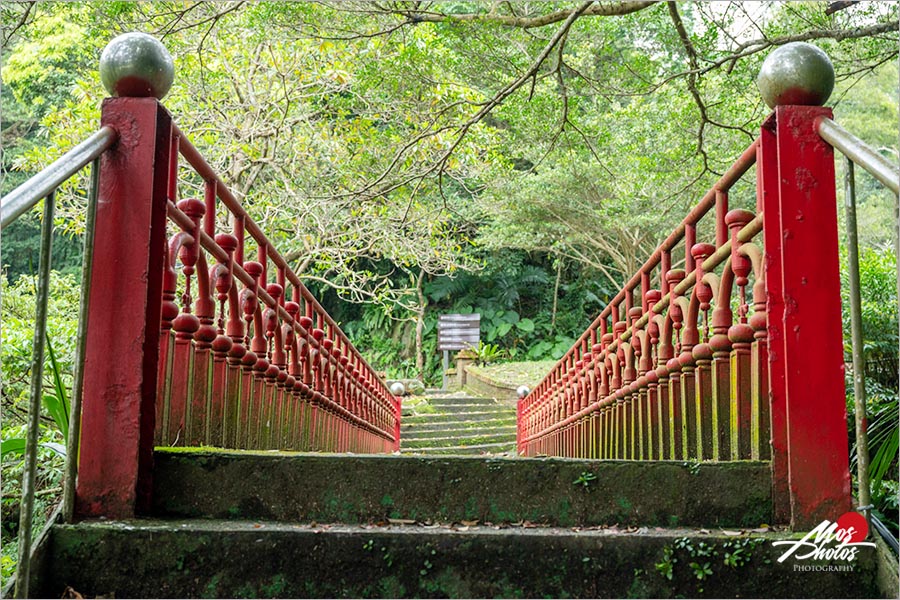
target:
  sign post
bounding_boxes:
[437,314,480,390]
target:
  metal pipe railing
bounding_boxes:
[0,127,116,229]
[817,117,899,194]
[842,157,872,522]
[14,190,55,599]
[1,132,112,598]
[61,157,102,523]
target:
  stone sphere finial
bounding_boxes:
[516,385,530,399]
[757,42,834,109]
[100,32,174,100]
[389,381,406,396]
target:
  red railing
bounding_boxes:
[518,105,852,529]
[75,96,401,519]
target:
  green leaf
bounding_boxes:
[1,438,27,458]
[501,311,520,325]
[516,318,535,333]
[44,335,69,439]
[496,322,512,337]
[42,394,68,440]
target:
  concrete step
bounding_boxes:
[401,424,517,440]
[35,519,890,598]
[402,418,517,433]
[403,413,517,425]
[423,396,504,406]
[401,431,516,448]
[152,450,771,528]
[403,404,516,421]
[408,403,514,414]
[400,442,517,455]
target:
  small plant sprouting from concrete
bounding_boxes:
[572,471,597,488]
[363,539,374,551]
[655,545,677,580]
[722,538,763,568]
[689,561,713,580]
[381,546,393,567]
[683,460,702,475]
[656,536,764,590]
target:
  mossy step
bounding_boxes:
[400,423,516,433]
[400,442,517,454]
[423,396,501,406]
[400,413,516,431]
[403,409,515,423]
[401,432,517,448]
[152,450,773,529]
[401,425,517,440]
[36,519,890,599]
[408,403,514,414]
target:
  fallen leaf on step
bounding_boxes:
[699,528,710,534]
[722,530,743,536]
[461,520,479,526]
[388,518,416,525]
[62,586,84,599]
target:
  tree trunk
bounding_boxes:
[550,257,563,333]
[415,269,427,380]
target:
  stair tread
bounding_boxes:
[402,434,516,445]
[55,517,779,537]
[152,450,773,529]
[400,431,516,438]
[42,518,885,599]
[401,441,517,452]
[401,426,517,438]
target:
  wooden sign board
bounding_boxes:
[437,314,481,351]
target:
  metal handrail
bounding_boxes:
[817,117,899,194]
[0,127,116,229]
[818,117,899,537]
[1,129,113,598]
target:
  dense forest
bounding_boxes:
[1,1,898,577]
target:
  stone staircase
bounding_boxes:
[24,451,897,598]
[400,391,517,455]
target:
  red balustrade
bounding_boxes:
[76,97,400,520]
[518,105,851,529]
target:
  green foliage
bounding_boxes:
[572,471,597,488]
[1,272,79,580]
[1,338,70,461]
[470,341,503,366]
[841,245,898,534]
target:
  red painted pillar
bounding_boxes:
[758,121,790,523]
[76,98,171,519]
[393,396,402,452]
[768,105,850,528]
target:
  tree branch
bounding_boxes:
[386,1,659,29]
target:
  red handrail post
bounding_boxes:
[763,105,851,529]
[76,97,172,519]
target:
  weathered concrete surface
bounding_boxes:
[41,519,887,599]
[463,367,519,403]
[153,450,771,527]
[403,411,514,425]
[401,424,517,439]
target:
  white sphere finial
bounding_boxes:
[757,42,834,109]
[100,32,174,100]
[390,382,406,396]
[516,385,530,399]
